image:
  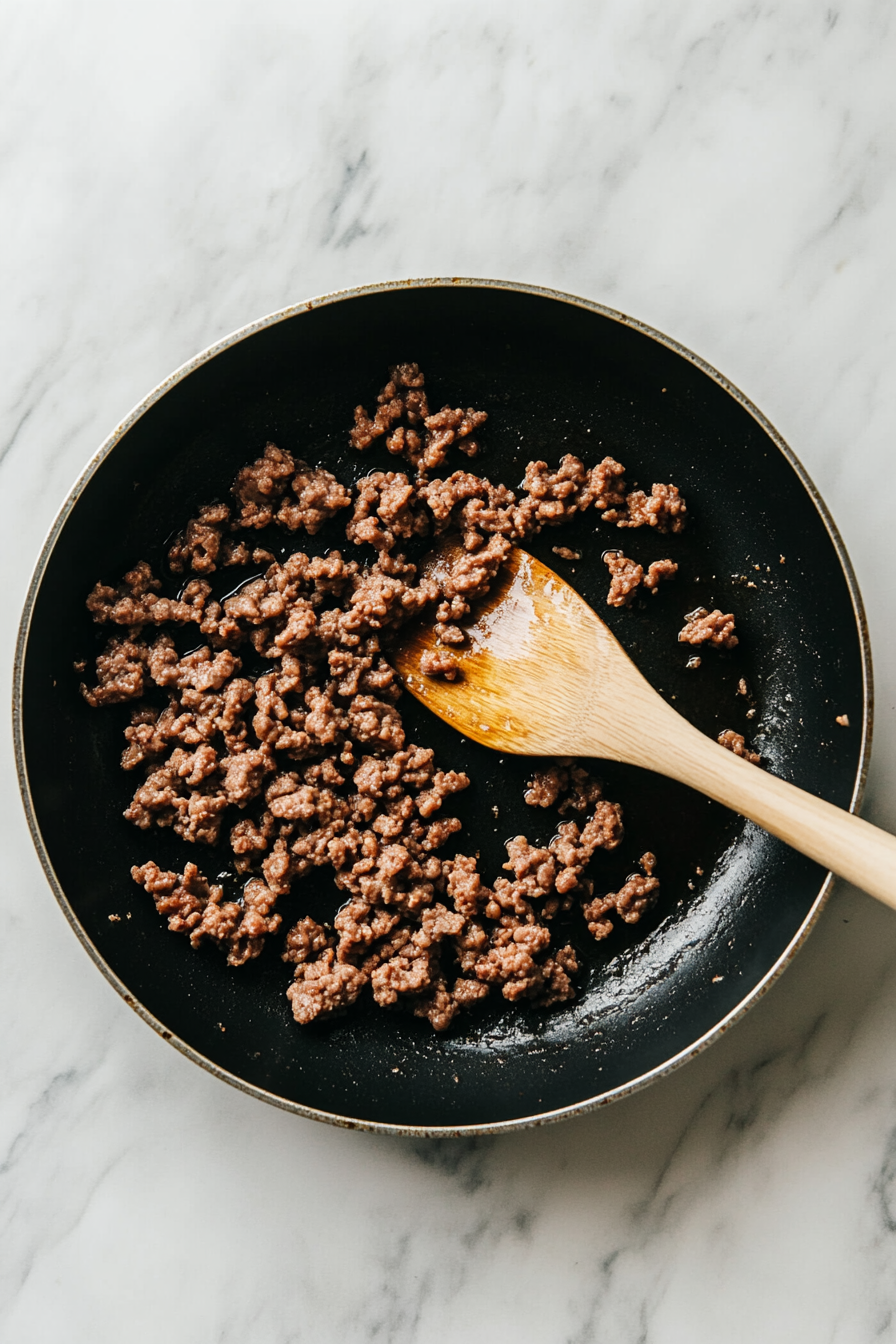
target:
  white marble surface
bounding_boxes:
[3,2,896,1339]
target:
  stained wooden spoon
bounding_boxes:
[395,543,896,910]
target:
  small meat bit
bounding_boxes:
[604,552,677,607]
[603,552,642,607]
[718,729,761,764]
[131,861,281,965]
[591,457,628,513]
[232,442,296,528]
[420,649,461,681]
[276,461,351,534]
[524,761,603,815]
[551,546,581,561]
[524,764,568,809]
[678,608,738,649]
[604,482,687,533]
[642,558,678,592]
[521,455,596,527]
[583,852,659,941]
[168,502,231,574]
[836,714,850,727]
[85,562,211,629]
[80,635,148,706]
[350,362,488,473]
[423,405,488,465]
[436,624,465,646]
[286,950,368,1024]
[345,471,429,552]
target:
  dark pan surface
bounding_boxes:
[15,281,870,1134]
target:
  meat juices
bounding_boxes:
[80,362,702,1032]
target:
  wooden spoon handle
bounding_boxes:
[635,714,896,909]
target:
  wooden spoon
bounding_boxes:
[395,543,896,910]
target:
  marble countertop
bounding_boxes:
[3,2,896,1339]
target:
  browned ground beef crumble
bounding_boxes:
[718,729,761,764]
[678,607,738,650]
[602,552,678,608]
[80,361,703,1031]
[419,649,461,680]
[583,853,660,940]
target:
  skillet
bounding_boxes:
[13,279,871,1136]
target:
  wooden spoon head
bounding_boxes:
[394,542,640,758]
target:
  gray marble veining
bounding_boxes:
[3,2,896,1340]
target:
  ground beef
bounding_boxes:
[422,405,488,465]
[131,861,281,966]
[436,623,465,646]
[523,765,567,809]
[643,558,678,591]
[583,852,660,940]
[350,362,488,473]
[678,608,738,649]
[718,729,761,764]
[86,563,212,628]
[80,363,695,1032]
[434,534,511,627]
[604,482,687,533]
[79,635,149,706]
[168,503,232,574]
[520,455,596,526]
[286,949,368,1024]
[603,552,677,606]
[590,457,628,512]
[276,461,352,534]
[345,471,429,552]
[231,447,352,537]
[604,553,643,607]
[232,443,296,528]
[419,471,519,546]
[420,650,461,681]
[524,761,604,815]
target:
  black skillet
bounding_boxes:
[14,280,871,1135]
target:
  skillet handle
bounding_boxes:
[632,716,896,910]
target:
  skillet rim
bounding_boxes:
[11,276,874,1138]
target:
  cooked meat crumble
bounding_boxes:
[603,552,677,607]
[78,362,706,1031]
[601,478,687,533]
[420,650,461,680]
[678,607,738,650]
[643,558,679,592]
[603,552,643,608]
[582,852,660,940]
[718,729,761,764]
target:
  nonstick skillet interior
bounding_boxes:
[16,281,869,1133]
